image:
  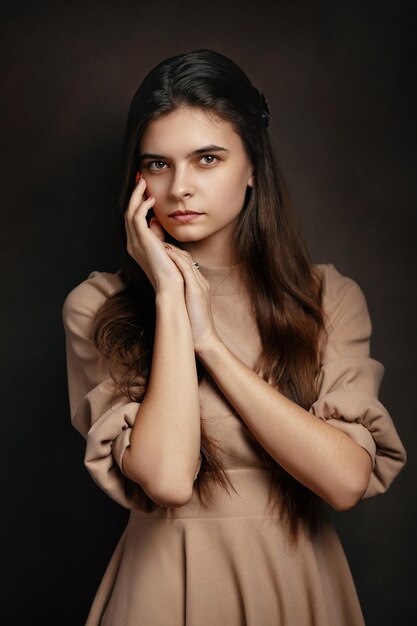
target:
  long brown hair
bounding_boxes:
[93,49,327,544]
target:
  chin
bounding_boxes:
[164,229,206,244]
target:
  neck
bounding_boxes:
[196,260,248,295]
[175,233,237,267]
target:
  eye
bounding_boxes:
[147,160,167,171]
[199,155,219,166]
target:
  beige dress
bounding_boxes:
[62,262,407,626]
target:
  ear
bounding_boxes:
[247,171,254,188]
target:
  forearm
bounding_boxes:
[196,338,372,511]
[123,289,201,506]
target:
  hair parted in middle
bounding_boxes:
[92,48,328,545]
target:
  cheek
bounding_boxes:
[144,177,164,198]
[210,170,248,211]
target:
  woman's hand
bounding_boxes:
[124,174,184,294]
[164,245,221,351]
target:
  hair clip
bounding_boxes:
[256,88,270,128]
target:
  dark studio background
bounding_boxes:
[1,1,415,624]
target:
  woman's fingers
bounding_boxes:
[125,192,157,250]
[125,177,146,221]
[124,181,156,259]
[149,216,166,242]
[125,177,154,225]
[165,247,209,288]
[164,244,192,260]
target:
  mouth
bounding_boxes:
[168,211,204,223]
[168,210,203,216]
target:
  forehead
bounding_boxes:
[139,106,242,154]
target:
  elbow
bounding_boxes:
[132,473,193,508]
[141,473,194,507]
[328,485,364,512]
[329,458,372,512]
[150,483,194,508]
[122,452,193,508]
[330,492,362,512]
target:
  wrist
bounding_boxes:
[155,283,185,304]
[194,333,223,360]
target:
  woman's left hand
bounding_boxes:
[158,236,220,353]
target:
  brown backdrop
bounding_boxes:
[1,1,415,624]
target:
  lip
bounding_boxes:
[169,212,204,223]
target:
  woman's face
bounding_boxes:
[138,106,254,262]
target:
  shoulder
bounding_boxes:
[313,262,362,303]
[62,269,125,333]
[313,263,371,334]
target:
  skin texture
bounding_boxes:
[122,106,372,510]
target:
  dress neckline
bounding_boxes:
[196,261,248,295]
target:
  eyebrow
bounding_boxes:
[138,144,229,161]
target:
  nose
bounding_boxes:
[168,165,195,200]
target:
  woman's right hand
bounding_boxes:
[124,174,184,294]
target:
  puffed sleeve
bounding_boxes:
[62,270,149,510]
[309,263,407,500]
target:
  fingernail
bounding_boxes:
[135,171,142,185]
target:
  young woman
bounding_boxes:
[62,49,407,625]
